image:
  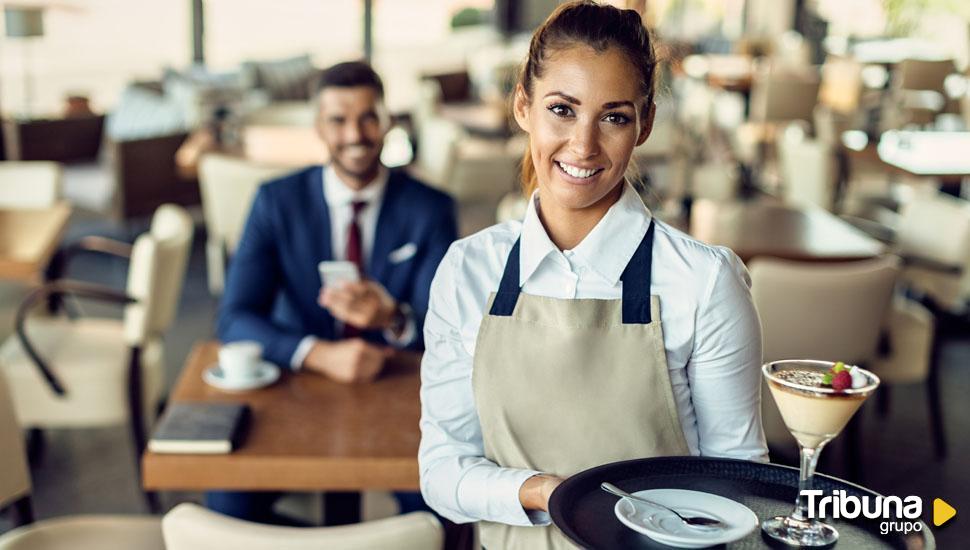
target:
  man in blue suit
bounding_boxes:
[210,61,457,525]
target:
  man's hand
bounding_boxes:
[319,281,399,331]
[301,339,391,383]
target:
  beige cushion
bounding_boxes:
[0,317,164,428]
[871,298,935,385]
[0,162,61,209]
[163,503,444,550]
[0,374,30,509]
[0,516,163,550]
[750,256,900,364]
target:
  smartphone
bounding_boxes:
[318,261,360,289]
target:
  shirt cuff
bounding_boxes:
[459,467,546,526]
[382,302,416,348]
[290,335,318,370]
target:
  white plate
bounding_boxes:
[614,489,758,548]
[203,361,280,392]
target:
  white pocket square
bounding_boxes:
[389,242,418,264]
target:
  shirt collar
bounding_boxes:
[519,181,653,286]
[322,164,388,207]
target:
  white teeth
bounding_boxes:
[557,161,599,179]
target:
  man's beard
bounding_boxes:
[333,143,381,183]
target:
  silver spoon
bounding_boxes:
[600,482,727,530]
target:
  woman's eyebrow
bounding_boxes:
[544,91,581,104]
[602,100,634,110]
[543,92,635,110]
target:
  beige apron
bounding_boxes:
[472,220,690,550]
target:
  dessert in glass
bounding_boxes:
[762,360,880,547]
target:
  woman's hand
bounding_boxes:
[518,474,564,512]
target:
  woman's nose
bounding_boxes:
[569,119,600,159]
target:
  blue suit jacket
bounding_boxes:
[217,166,458,367]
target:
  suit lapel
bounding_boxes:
[309,167,336,337]
[370,171,404,283]
[310,167,332,264]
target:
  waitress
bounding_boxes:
[418,2,767,549]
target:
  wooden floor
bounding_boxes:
[1,207,968,547]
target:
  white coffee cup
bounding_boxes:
[218,341,263,383]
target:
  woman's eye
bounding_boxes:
[603,112,631,125]
[548,104,573,117]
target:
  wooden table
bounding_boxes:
[689,199,886,263]
[0,203,72,283]
[142,341,422,492]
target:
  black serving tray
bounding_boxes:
[549,456,934,549]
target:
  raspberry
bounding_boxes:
[831,370,852,391]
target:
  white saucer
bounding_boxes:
[614,489,758,548]
[203,361,280,392]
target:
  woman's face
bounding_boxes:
[514,45,654,212]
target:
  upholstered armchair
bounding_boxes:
[0,204,193,509]
[0,374,165,550]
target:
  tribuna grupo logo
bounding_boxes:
[802,490,937,535]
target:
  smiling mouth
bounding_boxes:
[556,161,604,180]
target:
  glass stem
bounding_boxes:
[791,445,823,521]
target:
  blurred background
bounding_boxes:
[0,0,968,547]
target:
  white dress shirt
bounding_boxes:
[418,182,768,526]
[290,165,414,369]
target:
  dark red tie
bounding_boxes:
[342,200,367,338]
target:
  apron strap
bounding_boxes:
[489,239,522,316]
[619,219,655,324]
[489,220,656,323]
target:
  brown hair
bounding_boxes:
[516,0,657,196]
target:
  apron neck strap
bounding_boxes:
[489,220,656,324]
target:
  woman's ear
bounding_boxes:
[512,84,531,133]
[635,101,656,146]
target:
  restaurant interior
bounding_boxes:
[0,0,967,548]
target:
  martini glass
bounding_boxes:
[761,360,880,547]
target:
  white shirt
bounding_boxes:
[290,165,414,368]
[418,182,768,527]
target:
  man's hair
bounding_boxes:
[316,61,385,98]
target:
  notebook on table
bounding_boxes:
[148,402,251,454]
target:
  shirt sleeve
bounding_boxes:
[688,248,769,462]
[418,245,545,526]
[290,336,319,370]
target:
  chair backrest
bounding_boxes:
[0,373,31,509]
[750,255,900,365]
[242,102,316,127]
[818,57,863,115]
[199,154,291,254]
[778,126,838,210]
[162,503,444,550]
[895,58,956,93]
[0,161,62,209]
[123,204,194,345]
[896,193,970,267]
[749,66,821,123]
[416,116,462,188]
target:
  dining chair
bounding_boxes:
[198,154,291,294]
[749,256,900,472]
[748,65,821,125]
[0,162,61,209]
[818,57,864,116]
[0,374,165,550]
[894,192,970,313]
[162,503,444,550]
[0,204,193,509]
[777,125,838,211]
[869,296,944,457]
